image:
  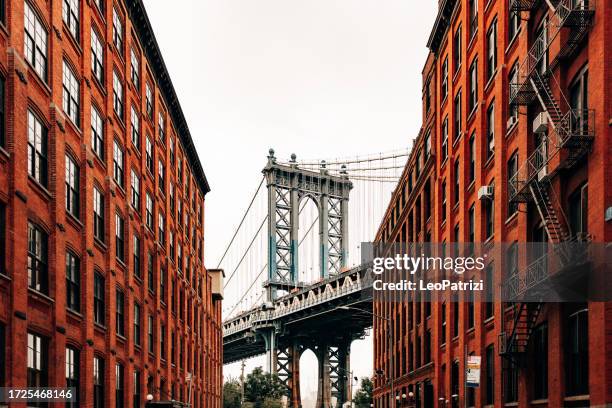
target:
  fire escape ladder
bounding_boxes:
[528,181,569,243]
[502,302,543,362]
[531,72,563,142]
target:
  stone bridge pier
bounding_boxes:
[264,330,354,408]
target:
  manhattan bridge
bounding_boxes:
[219,148,409,407]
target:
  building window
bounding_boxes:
[62,0,79,40]
[134,302,141,346]
[453,26,461,74]
[131,169,140,212]
[486,20,497,81]
[27,332,48,394]
[93,187,104,242]
[532,324,548,399]
[453,91,462,142]
[113,140,124,187]
[24,2,48,79]
[93,356,104,408]
[28,222,48,294]
[468,59,477,113]
[0,323,5,386]
[486,101,495,159]
[65,346,79,408]
[469,0,478,39]
[91,106,104,158]
[116,288,125,336]
[91,28,104,82]
[485,264,494,318]
[0,75,4,149]
[0,203,5,275]
[569,183,588,236]
[115,363,124,408]
[565,304,588,396]
[113,71,124,118]
[131,106,140,150]
[145,83,153,120]
[115,213,125,262]
[112,7,123,51]
[65,154,80,218]
[133,371,141,408]
[62,61,80,126]
[451,360,460,408]
[27,111,48,186]
[441,180,447,223]
[133,234,141,280]
[468,204,475,243]
[130,48,140,89]
[158,112,165,141]
[485,344,494,404]
[94,272,105,325]
[441,117,448,162]
[452,295,459,338]
[441,56,448,100]
[160,267,167,304]
[508,63,518,123]
[158,213,165,245]
[507,152,518,217]
[65,251,80,312]
[147,252,154,293]
[146,193,154,230]
[508,7,519,41]
[160,324,166,360]
[425,79,431,114]
[145,135,154,173]
[484,187,494,239]
[158,160,165,193]
[468,132,475,183]
[453,158,460,205]
[504,360,518,402]
[169,230,175,260]
[148,315,154,353]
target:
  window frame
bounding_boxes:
[65,251,80,312]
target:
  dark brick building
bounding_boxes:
[0,0,222,407]
[374,0,610,406]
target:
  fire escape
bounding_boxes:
[500,0,595,363]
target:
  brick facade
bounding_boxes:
[0,0,222,407]
[374,0,610,406]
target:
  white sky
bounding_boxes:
[142,0,437,404]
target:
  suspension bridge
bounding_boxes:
[219,147,409,407]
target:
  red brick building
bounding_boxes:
[0,0,222,407]
[374,0,610,406]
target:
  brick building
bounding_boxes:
[374,0,610,406]
[0,0,222,407]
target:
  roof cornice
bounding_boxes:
[426,0,459,54]
[126,0,211,195]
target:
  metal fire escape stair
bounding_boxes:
[501,1,595,363]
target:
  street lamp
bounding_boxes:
[337,305,394,408]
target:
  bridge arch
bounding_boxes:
[297,194,320,284]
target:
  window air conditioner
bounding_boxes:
[533,112,548,134]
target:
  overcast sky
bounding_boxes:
[142,0,437,404]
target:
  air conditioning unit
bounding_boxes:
[538,165,548,181]
[478,185,494,200]
[507,116,517,130]
[533,112,548,134]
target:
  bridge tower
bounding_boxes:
[261,149,354,407]
[263,149,352,301]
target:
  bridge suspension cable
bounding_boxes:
[216,176,265,269]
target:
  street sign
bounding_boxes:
[466,356,481,387]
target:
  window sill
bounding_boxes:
[467,107,478,126]
[28,288,54,305]
[484,315,495,326]
[28,176,52,201]
[483,154,495,171]
[94,322,107,333]
[484,69,498,93]
[563,395,589,402]
[506,118,519,138]
[505,28,522,57]
[467,32,478,53]
[0,146,10,161]
[94,237,107,252]
[66,211,83,231]
[62,24,84,57]
[505,212,519,227]
[116,333,127,343]
[530,399,548,405]
[452,66,462,85]
[466,180,475,193]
